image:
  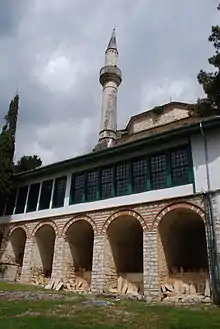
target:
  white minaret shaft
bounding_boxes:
[99,28,122,146]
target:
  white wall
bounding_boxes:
[0,184,193,225]
[191,130,220,192]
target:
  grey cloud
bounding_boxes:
[0,0,219,164]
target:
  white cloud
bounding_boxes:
[0,0,219,165]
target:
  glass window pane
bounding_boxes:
[70,173,85,204]
[101,167,113,199]
[171,148,189,185]
[5,190,17,215]
[116,163,130,196]
[39,179,53,210]
[52,176,67,208]
[150,154,167,190]
[87,170,99,201]
[26,183,40,213]
[15,186,28,214]
[132,158,147,193]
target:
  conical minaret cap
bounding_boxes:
[106,27,118,52]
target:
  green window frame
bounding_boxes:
[101,166,114,199]
[26,183,40,213]
[150,153,168,190]
[38,179,53,210]
[115,162,131,196]
[52,176,67,208]
[170,147,191,186]
[4,189,17,216]
[132,157,149,193]
[15,186,28,214]
[70,173,85,204]
[86,170,99,202]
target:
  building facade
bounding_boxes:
[0,30,220,301]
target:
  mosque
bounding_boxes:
[0,29,220,302]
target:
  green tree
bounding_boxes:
[0,95,19,215]
[14,155,42,174]
[196,4,220,116]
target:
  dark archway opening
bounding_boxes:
[35,225,55,278]
[106,215,143,294]
[10,228,27,266]
[159,208,208,273]
[66,220,94,288]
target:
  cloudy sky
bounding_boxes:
[0,0,219,165]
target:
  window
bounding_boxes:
[26,183,40,212]
[171,148,190,185]
[132,158,148,193]
[15,186,28,214]
[52,176,67,208]
[86,170,99,201]
[38,179,53,210]
[4,190,17,215]
[115,163,130,196]
[101,167,114,199]
[150,153,167,190]
[70,173,85,204]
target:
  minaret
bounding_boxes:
[96,28,122,150]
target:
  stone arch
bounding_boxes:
[103,210,144,295]
[8,227,27,266]
[9,224,30,239]
[63,216,95,291]
[32,223,56,278]
[62,215,97,236]
[156,201,208,294]
[32,221,59,237]
[101,209,147,234]
[153,202,205,229]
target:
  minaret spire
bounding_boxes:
[95,28,122,151]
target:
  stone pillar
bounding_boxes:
[91,235,105,293]
[51,235,66,280]
[20,236,34,282]
[143,230,160,298]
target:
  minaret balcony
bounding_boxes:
[99,65,122,86]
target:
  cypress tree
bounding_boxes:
[0,94,19,215]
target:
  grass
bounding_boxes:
[0,282,220,328]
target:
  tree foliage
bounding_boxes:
[0,95,19,197]
[196,4,220,116]
[14,155,42,174]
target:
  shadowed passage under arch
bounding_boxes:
[32,224,56,278]
[65,220,94,290]
[104,214,143,295]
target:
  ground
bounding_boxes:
[0,282,220,329]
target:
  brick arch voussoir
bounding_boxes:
[101,209,147,235]
[9,224,30,239]
[32,221,59,237]
[152,202,205,230]
[62,215,98,236]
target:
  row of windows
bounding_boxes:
[0,146,193,216]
